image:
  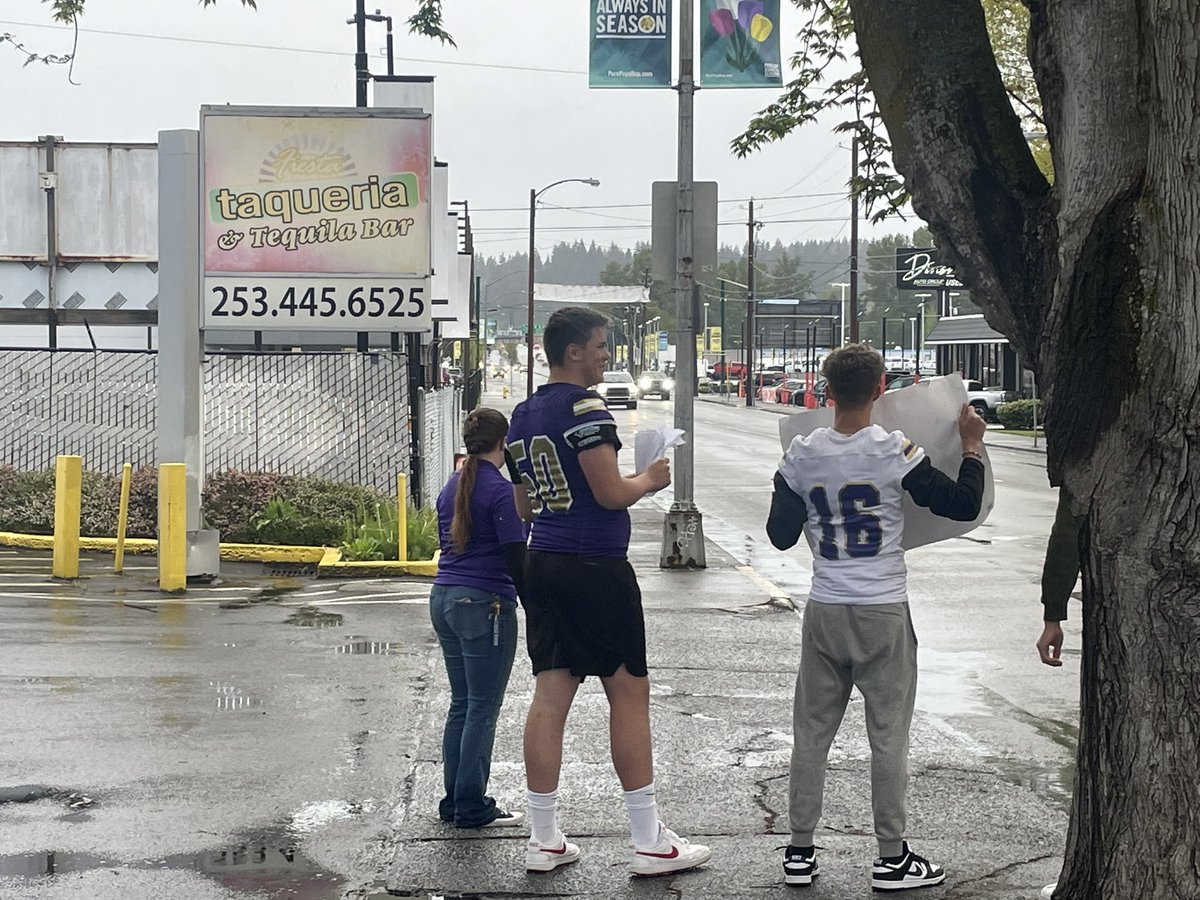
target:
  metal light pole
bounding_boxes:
[831,282,849,345]
[914,295,929,376]
[661,0,705,568]
[526,178,600,397]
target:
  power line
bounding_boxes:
[0,19,588,76]
[473,216,849,234]
[470,191,847,213]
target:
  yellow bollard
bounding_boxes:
[158,463,187,592]
[397,472,409,563]
[52,455,83,579]
[114,463,132,574]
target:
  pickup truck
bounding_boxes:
[964,379,1017,421]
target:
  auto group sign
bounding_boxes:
[200,106,432,331]
[895,247,964,290]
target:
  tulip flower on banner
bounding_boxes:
[705,0,775,73]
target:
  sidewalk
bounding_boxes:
[384,507,1064,899]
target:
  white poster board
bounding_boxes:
[778,374,994,549]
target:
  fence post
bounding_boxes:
[397,472,409,562]
[114,463,133,574]
[52,455,82,579]
[158,463,187,592]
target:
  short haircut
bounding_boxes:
[544,306,609,367]
[822,343,884,409]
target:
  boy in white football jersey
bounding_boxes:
[766,344,986,892]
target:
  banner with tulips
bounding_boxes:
[589,0,673,88]
[699,0,782,88]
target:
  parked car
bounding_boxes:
[701,376,741,395]
[638,370,674,400]
[592,370,639,409]
[884,373,921,393]
[783,377,828,407]
[964,379,1017,421]
[710,361,748,379]
[775,379,806,405]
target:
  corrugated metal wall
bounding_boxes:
[0,142,158,262]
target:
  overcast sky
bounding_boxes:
[1,0,912,267]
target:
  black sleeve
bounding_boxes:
[1041,489,1084,622]
[564,420,621,453]
[766,471,808,550]
[901,456,985,522]
[502,541,527,603]
[503,447,523,483]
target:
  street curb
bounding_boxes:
[0,532,441,576]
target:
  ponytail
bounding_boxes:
[447,406,511,555]
[449,457,479,554]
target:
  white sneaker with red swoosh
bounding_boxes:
[629,824,712,877]
[525,833,581,873]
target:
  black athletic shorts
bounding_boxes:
[524,551,648,679]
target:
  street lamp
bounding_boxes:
[913,293,931,376]
[526,177,601,396]
[831,282,849,344]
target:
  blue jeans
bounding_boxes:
[429,584,518,828]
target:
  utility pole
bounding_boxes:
[353,0,370,107]
[745,199,756,408]
[849,135,860,342]
[660,0,705,569]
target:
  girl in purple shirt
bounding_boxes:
[430,407,531,829]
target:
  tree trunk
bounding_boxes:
[851,0,1200,896]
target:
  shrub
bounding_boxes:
[997,398,1044,430]
[340,501,438,561]
[201,470,287,542]
[0,466,400,548]
[0,467,56,534]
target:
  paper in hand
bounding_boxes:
[635,426,686,491]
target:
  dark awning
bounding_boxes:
[923,315,1008,346]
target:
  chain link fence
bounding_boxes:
[0,349,416,494]
[414,385,463,508]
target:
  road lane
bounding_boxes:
[589,391,1078,800]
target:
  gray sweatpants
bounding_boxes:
[788,599,918,858]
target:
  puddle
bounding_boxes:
[286,607,345,628]
[916,649,990,717]
[220,582,306,609]
[987,755,1075,812]
[335,639,401,656]
[0,826,346,896]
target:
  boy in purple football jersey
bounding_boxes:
[507,306,711,878]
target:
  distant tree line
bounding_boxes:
[476,229,980,350]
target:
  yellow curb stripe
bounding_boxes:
[0,532,441,577]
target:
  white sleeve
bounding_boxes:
[890,430,926,481]
[777,438,808,496]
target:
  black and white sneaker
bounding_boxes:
[481,809,525,828]
[782,845,818,886]
[871,843,945,891]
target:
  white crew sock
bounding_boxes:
[623,782,662,849]
[526,789,560,846]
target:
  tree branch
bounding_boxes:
[848,0,1052,365]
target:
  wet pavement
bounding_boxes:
[0,389,1077,899]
